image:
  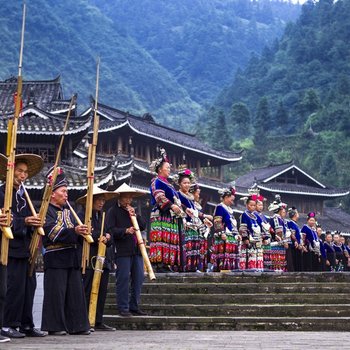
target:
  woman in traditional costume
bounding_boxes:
[268,195,291,271]
[286,207,304,272]
[149,149,186,272]
[301,212,322,271]
[177,174,212,272]
[239,193,264,270]
[189,184,212,271]
[254,194,272,270]
[211,186,240,272]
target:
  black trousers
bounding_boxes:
[83,268,110,325]
[3,257,36,329]
[41,267,90,333]
[291,247,303,272]
[0,264,7,328]
[286,246,294,272]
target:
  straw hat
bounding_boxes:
[114,183,145,198]
[76,184,119,205]
[0,153,44,181]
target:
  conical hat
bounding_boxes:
[0,153,44,181]
[76,184,119,205]
[114,183,145,198]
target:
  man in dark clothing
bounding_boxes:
[0,154,46,339]
[106,183,146,317]
[77,185,118,331]
[41,169,90,336]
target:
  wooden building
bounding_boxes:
[235,161,350,233]
[1,76,350,232]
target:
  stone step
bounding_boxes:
[110,282,350,294]
[106,292,350,305]
[103,315,350,331]
[108,272,350,284]
[104,303,350,317]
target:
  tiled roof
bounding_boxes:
[258,182,349,198]
[235,162,349,198]
[235,161,295,188]
[86,102,243,163]
[0,153,131,192]
[0,76,71,114]
[0,105,90,136]
[321,207,350,234]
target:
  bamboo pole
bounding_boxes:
[66,201,92,251]
[88,212,106,327]
[82,58,100,274]
[1,3,26,266]
[129,209,156,280]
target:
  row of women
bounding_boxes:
[148,149,347,273]
[0,152,146,343]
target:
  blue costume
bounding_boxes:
[149,176,183,269]
[212,203,239,271]
[269,214,289,271]
[333,243,347,271]
[239,211,263,270]
[323,241,336,271]
[287,220,303,271]
[178,191,206,272]
[301,225,321,271]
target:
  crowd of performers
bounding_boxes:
[0,148,350,343]
[0,153,147,343]
[148,149,350,274]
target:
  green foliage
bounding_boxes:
[209,0,350,210]
[227,102,251,139]
[0,0,301,130]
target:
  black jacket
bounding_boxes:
[106,203,146,258]
[78,209,113,270]
[0,184,33,258]
[43,203,81,269]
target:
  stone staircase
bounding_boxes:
[104,272,350,331]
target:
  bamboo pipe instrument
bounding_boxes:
[128,206,156,281]
[66,201,94,244]
[1,3,26,265]
[22,183,45,236]
[82,57,100,274]
[88,212,106,327]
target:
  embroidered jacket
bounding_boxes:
[239,210,261,240]
[213,203,238,236]
[43,203,81,269]
[150,177,179,212]
[287,220,301,245]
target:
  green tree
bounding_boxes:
[228,102,251,139]
[274,101,289,130]
[254,97,271,133]
[212,110,231,150]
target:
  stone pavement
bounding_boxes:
[2,331,349,350]
[7,273,349,349]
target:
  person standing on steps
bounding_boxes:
[106,183,147,317]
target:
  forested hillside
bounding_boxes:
[90,0,301,106]
[0,0,300,128]
[206,0,350,208]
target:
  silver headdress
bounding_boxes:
[268,194,287,213]
[218,181,236,198]
[149,148,169,173]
